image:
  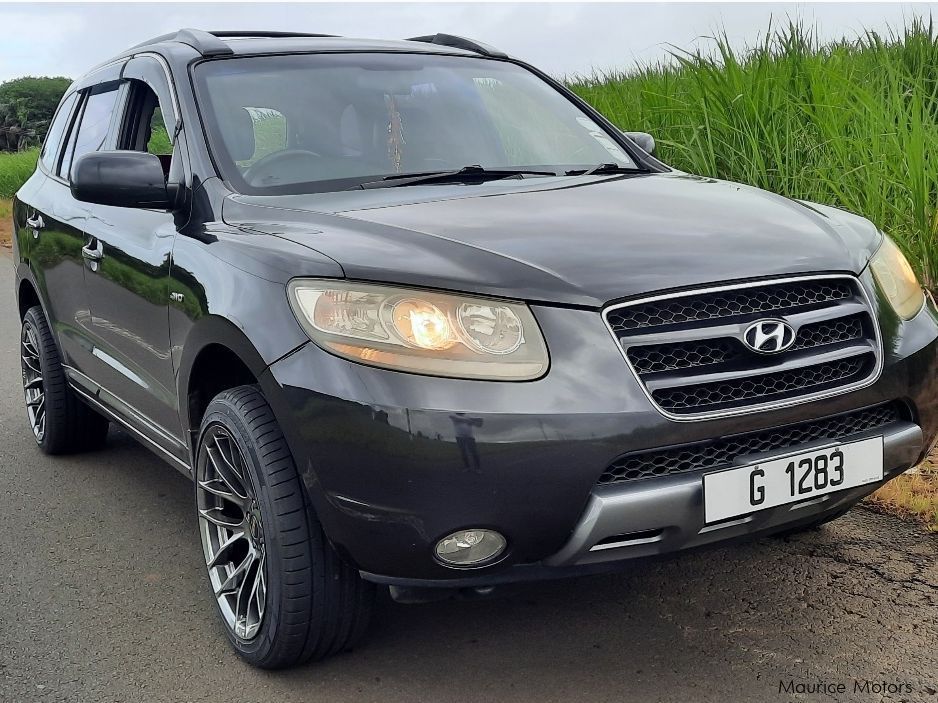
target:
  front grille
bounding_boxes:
[605,276,880,417]
[790,314,865,351]
[598,402,903,485]
[607,279,853,333]
[652,355,872,411]
[626,313,867,375]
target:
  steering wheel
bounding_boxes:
[242,149,322,187]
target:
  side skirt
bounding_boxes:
[63,365,192,477]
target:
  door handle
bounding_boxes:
[81,239,104,262]
[26,214,44,237]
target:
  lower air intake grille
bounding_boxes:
[598,402,903,485]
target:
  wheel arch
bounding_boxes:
[177,314,287,455]
[17,277,42,320]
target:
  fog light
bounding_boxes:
[434,529,506,567]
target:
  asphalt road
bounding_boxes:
[1,255,936,703]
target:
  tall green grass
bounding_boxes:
[568,19,938,287]
[0,148,38,199]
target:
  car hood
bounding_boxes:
[222,172,882,308]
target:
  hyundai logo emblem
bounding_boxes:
[742,319,796,354]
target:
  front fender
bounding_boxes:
[169,226,340,442]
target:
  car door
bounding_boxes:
[76,59,187,459]
[23,86,103,376]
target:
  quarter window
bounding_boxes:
[147,107,171,155]
[40,92,78,172]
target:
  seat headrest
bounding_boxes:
[220,107,255,162]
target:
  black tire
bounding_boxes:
[195,385,375,669]
[21,306,109,454]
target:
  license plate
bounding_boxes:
[702,436,884,523]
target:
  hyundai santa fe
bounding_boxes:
[11,29,938,668]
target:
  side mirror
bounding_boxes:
[624,131,656,156]
[71,151,171,209]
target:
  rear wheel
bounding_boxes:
[20,306,108,454]
[195,385,374,669]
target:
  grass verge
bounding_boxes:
[867,458,938,532]
[0,149,38,200]
[0,198,12,249]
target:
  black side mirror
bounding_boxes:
[624,131,656,156]
[71,151,171,209]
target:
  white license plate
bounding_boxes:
[702,436,884,523]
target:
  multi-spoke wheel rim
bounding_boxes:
[197,425,267,640]
[21,322,45,443]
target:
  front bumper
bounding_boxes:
[260,281,938,587]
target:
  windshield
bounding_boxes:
[193,53,640,194]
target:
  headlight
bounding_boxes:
[287,280,549,380]
[869,235,924,320]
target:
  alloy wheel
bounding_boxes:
[197,425,267,640]
[21,321,46,443]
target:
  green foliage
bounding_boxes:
[147,126,172,155]
[0,148,38,198]
[567,19,938,287]
[0,76,70,151]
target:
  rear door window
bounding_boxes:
[40,92,78,172]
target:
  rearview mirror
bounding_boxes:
[624,131,656,156]
[71,151,171,209]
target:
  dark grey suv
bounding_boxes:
[11,29,938,669]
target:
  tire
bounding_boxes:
[195,385,375,669]
[20,305,109,454]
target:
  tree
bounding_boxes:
[0,76,71,151]
[0,102,30,151]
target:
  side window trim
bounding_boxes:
[56,90,87,180]
[122,55,180,141]
[112,81,137,150]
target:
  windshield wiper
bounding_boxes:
[353,165,558,190]
[564,163,646,176]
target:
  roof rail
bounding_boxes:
[127,29,233,56]
[208,30,338,40]
[127,29,340,58]
[175,29,235,56]
[406,33,508,59]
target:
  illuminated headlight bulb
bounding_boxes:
[434,529,507,567]
[390,299,457,350]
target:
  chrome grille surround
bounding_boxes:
[602,274,884,421]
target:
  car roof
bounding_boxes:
[114,30,506,64]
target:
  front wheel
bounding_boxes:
[195,385,374,669]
